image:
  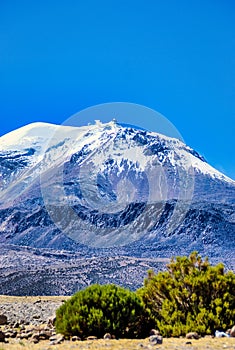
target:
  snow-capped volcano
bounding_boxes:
[0,121,234,295]
[0,121,233,196]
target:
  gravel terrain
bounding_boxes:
[0,296,235,350]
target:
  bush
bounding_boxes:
[138,252,235,337]
[55,283,153,339]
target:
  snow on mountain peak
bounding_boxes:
[0,121,234,188]
[0,122,60,151]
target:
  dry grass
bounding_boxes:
[0,295,69,304]
[0,337,235,350]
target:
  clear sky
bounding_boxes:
[0,0,235,179]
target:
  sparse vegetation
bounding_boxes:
[1,252,235,350]
[55,252,235,339]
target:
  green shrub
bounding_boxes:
[138,252,235,337]
[55,283,153,339]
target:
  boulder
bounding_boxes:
[149,334,163,344]
[186,332,199,339]
[0,315,7,325]
[0,331,5,342]
[215,330,229,338]
[103,333,112,339]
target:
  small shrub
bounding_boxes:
[55,283,153,339]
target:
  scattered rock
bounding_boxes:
[149,334,163,344]
[230,325,235,337]
[49,333,64,345]
[186,332,199,339]
[4,330,17,338]
[33,299,41,304]
[47,315,56,326]
[19,332,32,340]
[87,335,98,340]
[30,332,40,343]
[185,341,192,345]
[25,331,34,338]
[0,299,63,327]
[0,314,7,325]
[149,329,160,336]
[30,337,39,344]
[33,314,40,319]
[215,330,229,338]
[39,330,52,340]
[71,335,81,341]
[104,332,112,339]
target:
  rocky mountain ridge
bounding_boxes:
[0,121,234,294]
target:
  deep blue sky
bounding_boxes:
[0,0,235,179]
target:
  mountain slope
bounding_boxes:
[0,121,234,294]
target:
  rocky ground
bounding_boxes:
[0,296,67,326]
[0,295,235,350]
[0,334,235,350]
[0,245,170,295]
